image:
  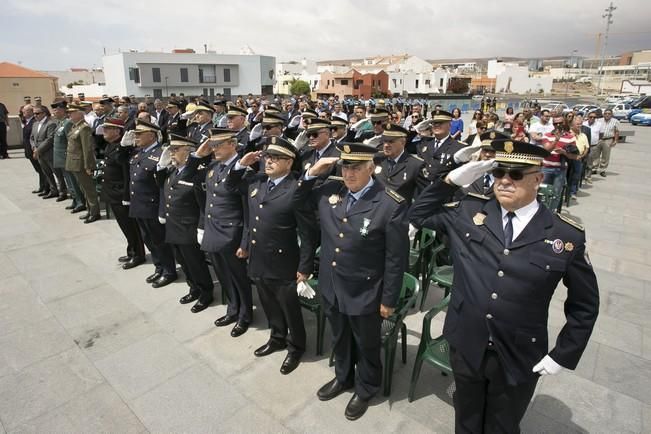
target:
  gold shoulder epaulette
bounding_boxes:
[556,213,584,232]
[443,201,460,208]
[327,176,344,182]
[410,154,424,162]
[466,192,491,200]
[385,188,405,203]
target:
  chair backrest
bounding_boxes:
[394,273,420,316]
[422,294,450,342]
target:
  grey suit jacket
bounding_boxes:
[30,118,57,156]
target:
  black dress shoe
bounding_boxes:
[43,192,58,199]
[190,299,213,313]
[254,341,287,357]
[230,322,249,337]
[145,272,162,283]
[37,191,49,197]
[179,293,199,304]
[345,394,370,421]
[151,274,177,288]
[84,214,101,224]
[71,205,86,214]
[65,204,76,210]
[56,195,68,202]
[118,255,131,263]
[214,314,238,327]
[32,189,42,194]
[79,213,90,220]
[122,256,145,270]
[317,378,353,401]
[280,353,302,375]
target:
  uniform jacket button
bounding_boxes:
[503,249,510,255]
[465,233,470,237]
[491,293,498,300]
[486,313,493,319]
[497,270,504,277]
[251,240,256,244]
[545,265,551,271]
[332,261,336,267]
[342,218,348,223]
[339,233,344,238]
[278,249,283,253]
[531,337,537,343]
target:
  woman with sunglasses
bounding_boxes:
[468,110,484,136]
[410,138,599,434]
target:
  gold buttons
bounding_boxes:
[497,270,504,277]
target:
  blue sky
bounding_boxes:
[4,0,650,70]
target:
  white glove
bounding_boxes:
[297,280,316,299]
[351,118,371,131]
[408,224,418,240]
[249,123,263,142]
[197,229,204,245]
[447,160,496,187]
[532,355,563,376]
[288,115,302,129]
[293,130,309,150]
[414,119,432,133]
[454,143,483,164]
[121,200,130,206]
[158,217,166,224]
[120,130,135,147]
[158,146,172,168]
[363,135,383,148]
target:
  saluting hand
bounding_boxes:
[196,139,213,157]
[307,157,339,177]
[380,304,394,319]
[239,151,262,167]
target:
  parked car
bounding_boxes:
[606,103,632,120]
[630,112,651,126]
[627,96,651,121]
[570,104,599,116]
[542,102,569,114]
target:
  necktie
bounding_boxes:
[388,159,396,172]
[504,212,516,248]
[484,174,492,188]
[314,151,321,165]
[267,180,275,192]
[346,193,357,212]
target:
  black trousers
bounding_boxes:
[323,297,382,401]
[109,202,145,259]
[136,217,176,277]
[37,154,59,195]
[253,277,305,355]
[0,123,7,157]
[173,243,214,303]
[450,346,538,434]
[25,146,47,191]
[210,251,252,323]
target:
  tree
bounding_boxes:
[289,79,311,96]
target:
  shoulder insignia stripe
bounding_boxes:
[410,154,424,161]
[556,213,584,231]
[466,192,491,200]
[443,201,460,208]
[327,176,344,182]
[385,188,405,203]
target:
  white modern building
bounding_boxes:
[274,58,318,95]
[102,51,276,98]
[388,68,449,95]
[495,64,553,94]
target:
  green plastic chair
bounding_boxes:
[537,183,557,211]
[408,228,436,280]
[381,272,420,396]
[408,294,452,402]
[420,240,454,310]
[298,277,326,356]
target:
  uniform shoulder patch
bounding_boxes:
[466,192,491,201]
[555,213,585,232]
[443,201,460,208]
[385,188,405,203]
[327,176,344,182]
[409,154,424,162]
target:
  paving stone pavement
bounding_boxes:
[0,124,650,433]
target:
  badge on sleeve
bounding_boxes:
[564,242,574,252]
[328,194,340,205]
[375,166,382,174]
[551,239,564,254]
[250,188,258,198]
[208,169,214,178]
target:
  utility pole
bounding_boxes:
[596,2,616,96]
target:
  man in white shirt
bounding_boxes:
[591,108,620,178]
[527,109,554,145]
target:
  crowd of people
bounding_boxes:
[6,91,602,430]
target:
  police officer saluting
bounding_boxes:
[417,109,465,182]
[304,143,409,421]
[156,135,214,312]
[410,139,600,433]
[187,100,214,144]
[101,118,145,268]
[194,128,253,336]
[128,120,177,288]
[373,123,428,203]
[226,137,317,375]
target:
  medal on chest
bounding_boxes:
[360,218,371,237]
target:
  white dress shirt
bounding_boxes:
[501,198,539,243]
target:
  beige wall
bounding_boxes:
[0,77,59,115]
[631,51,651,66]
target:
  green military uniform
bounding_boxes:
[66,108,100,219]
